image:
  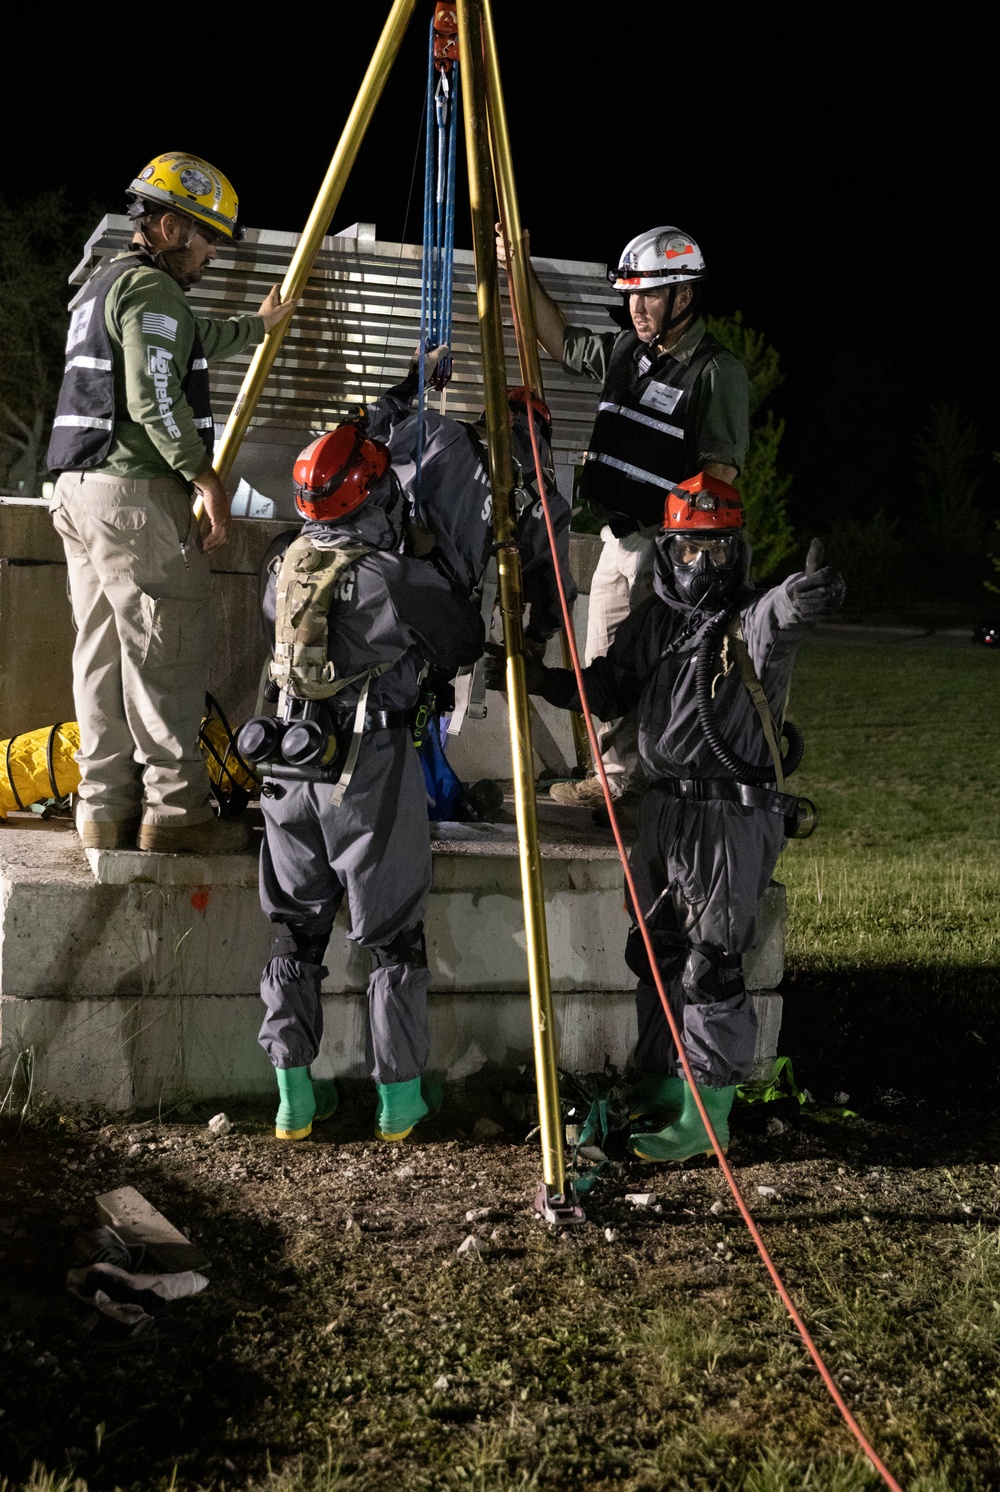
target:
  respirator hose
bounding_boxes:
[694,609,804,785]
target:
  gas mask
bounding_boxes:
[658,530,749,610]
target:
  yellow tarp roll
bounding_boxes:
[199,716,260,799]
[0,723,81,818]
[0,717,259,819]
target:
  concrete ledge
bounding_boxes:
[0,826,785,999]
[84,844,261,887]
[1,990,782,1111]
[1,823,785,1106]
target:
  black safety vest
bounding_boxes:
[46,252,214,474]
[579,328,725,531]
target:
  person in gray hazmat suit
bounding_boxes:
[242,419,484,1142]
[366,362,577,653]
[487,471,845,1162]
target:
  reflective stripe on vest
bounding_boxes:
[66,355,112,372]
[52,414,114,432]
[596,400,684,441]
[585,450,679,492]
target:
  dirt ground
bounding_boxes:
[3,1045,1000,1492]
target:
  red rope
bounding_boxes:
[501,237,904,1492]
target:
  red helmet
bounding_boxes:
[663,471,744,532]
[507,385,552,432]
[293,424,390,522]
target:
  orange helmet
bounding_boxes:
[293,424,390,522]
[663,471,744,532]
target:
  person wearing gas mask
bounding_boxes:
[366,357,576,651]
[486,473,844,1162]
[46,151,296,855]
[242,420,484,1142]
[498,225,748,811]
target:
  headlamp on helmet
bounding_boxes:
[663,472,744,533]
[609,226,706,293]
[293,423,390,523]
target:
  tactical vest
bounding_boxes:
[46,252,214,473]
[579,328,726,530]
[270,535,377,700]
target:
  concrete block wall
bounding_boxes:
[0,825,786,1110]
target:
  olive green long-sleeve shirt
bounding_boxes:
[96,256,264,484]
[562,316,750,474]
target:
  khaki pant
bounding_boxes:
[584,525,658,789]
[52,470,214,825]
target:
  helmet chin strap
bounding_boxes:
[650,283,699,349]
[131,211,197,286]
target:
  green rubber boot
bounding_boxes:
[275,1066,316,1140]
[626,1073,685,1120]
[420,1074,444,1118]
[375,1076,430,1141]
[629,1081,736,1163]
[310,1073,339,1124]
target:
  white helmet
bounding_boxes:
[609,226,706,291]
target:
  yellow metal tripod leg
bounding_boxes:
[481,2,590,779]
[195,0,418,512]
[458,0,581,1223]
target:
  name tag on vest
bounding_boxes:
[640,382,684,416]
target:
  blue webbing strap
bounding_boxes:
[414,17,459,516]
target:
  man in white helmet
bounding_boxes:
[500,226,749,809]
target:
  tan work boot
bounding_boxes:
[548,775,621,808]
[77,817,141,851]
[137,815,249,855]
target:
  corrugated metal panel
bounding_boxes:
[69,216,618,516]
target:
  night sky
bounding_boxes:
[8,6,995,522]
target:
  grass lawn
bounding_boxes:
[780,638,1000,1102]
[3,639,1000,1492]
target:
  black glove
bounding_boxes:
[788,539,846,621]
[483,641,551,695]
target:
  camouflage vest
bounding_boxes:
[269,535,374,700]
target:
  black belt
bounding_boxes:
[332,708,413,733]
[653,776,790,817]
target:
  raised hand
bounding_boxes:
[788,538,846,620]
[409,343,451,373]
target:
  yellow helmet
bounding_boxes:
[128,152,243,241]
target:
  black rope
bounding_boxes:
[45,725,62,799]
[4,735,26,811]
[204,692,259,788]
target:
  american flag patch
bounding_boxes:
[142,312,178,341]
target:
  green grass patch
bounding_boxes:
[775,640,1000,1098]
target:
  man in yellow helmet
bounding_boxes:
[47,153,296,854]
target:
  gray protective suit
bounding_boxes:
[257,478,484,1079]
[368,379,576,641]
[535,539,818,1088]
